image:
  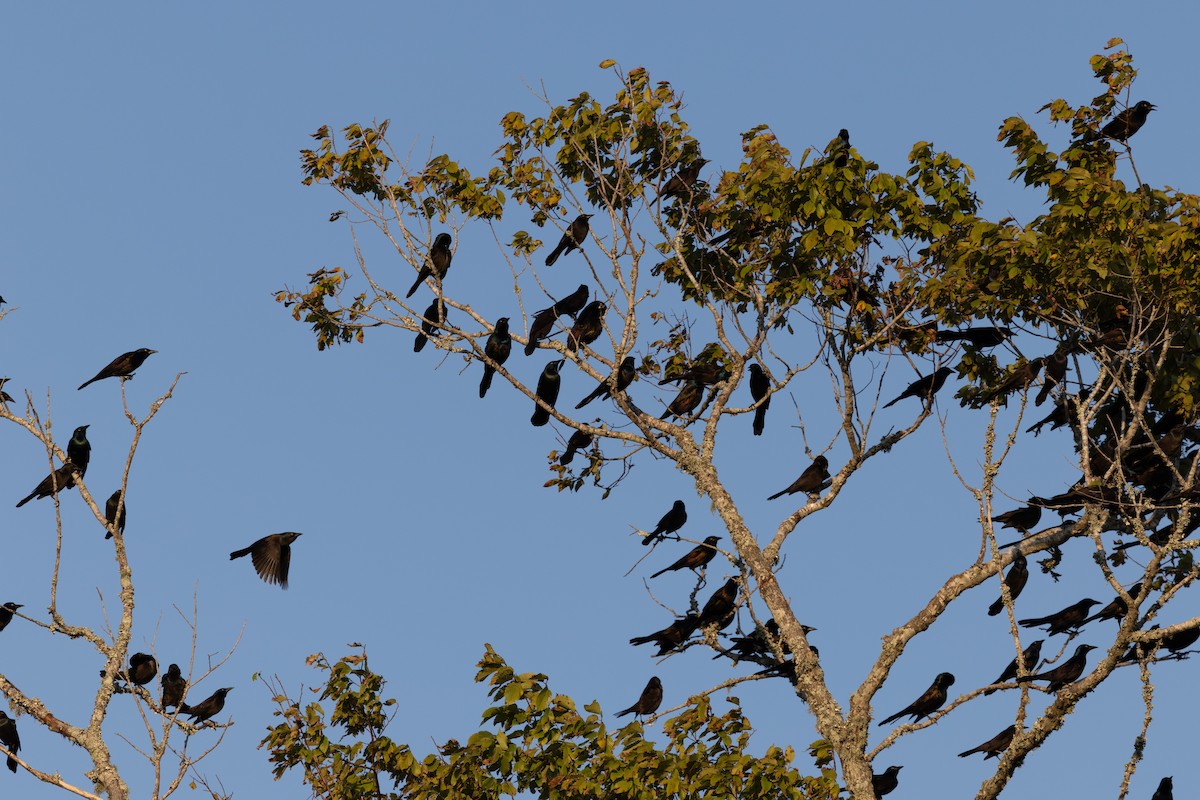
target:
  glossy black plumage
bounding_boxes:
[78,348,156,390]
[525,307,558,356]
[698,578,738,628]
[877,672,955,726]
[767,456,830,501]
[882,367,953,409]
[479,317,512,398]
[545,213,592,266]
[1099,100,1155,142]
[650,536,720,578]
[567,301,605,352]
[1017,643,1095,691]
[552,284,589,317]
[230,532,302,589]
[643,500,686,546]
[659,381,704,421]
[161,663,186,710]
[987,550,1029,617]
[984,639,1044,695]
[181,687,233,724]
[1081,582,1143,625]
[531,360,564,427]
[413,298,445,353]
[559,430,593,466]
[16,462,76,508]
[629,615,698,656]
[749,363,770,436]
[872,766,902,797]
[576,356,636,409]
[0,602,22,633]
[1019,598,1100,635]
[406,232,453,298]
[66,425,91,477]
[615,676,662,718]
[105,490,127,539]
[0,710,19,773]
[992,506,1041,534]
[1151,776,1173,800]
[958,724,1016,759]
[121,653,159,686]
[659,158,708,200]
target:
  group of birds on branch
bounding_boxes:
[2,348,303,774]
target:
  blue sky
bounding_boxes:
[1,3,1198,798]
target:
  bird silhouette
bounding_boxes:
[957,724,1016,759]
[78,348,157,390]
[767,456,830,501]
[984,639,1044,695]
[1098,100,1156,142]
[181,687,233,724]
[479,318,512,398]
[660,381,704,421]
[567,301,606,352]
[698,578,739,627]
[882,367,953,409]
[659,158,708,200]
[230,532,302,589]
[629,615,699,656]
[531,360,564,426]
[525,307,558,356]
[1017,643,1096,691]
[406,232,453,298]
[643,500,686,546]
[877,672,955,726]
[615,676,662,718]
[576,356,636,409]
[872,765,902,797]
[0,602,22,633]
[161,664,186,710]
[545,213,592,266]
[825,129,850,168]
[559,430,593,466]
[1151,776,1173,800]
[0,710,19,772]
[105,490,127,539]
[66,425,90,477]
[16,462,77,508]
[749,363,770,436]
[413,298,445,353]
[1019,599,1100,635]
[987,550,1029,617]
[650,536,720,578]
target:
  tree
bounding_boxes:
[273,40,1200,798]
[0,365,238,800]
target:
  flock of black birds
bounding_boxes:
[1,348,302,776]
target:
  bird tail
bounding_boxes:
[881,395,901,409]
[524,340,538,357]
[649,566,670,579]
[753,406,766,436]
[78,377,98,390]
[405,273,424,298]
[559,448,577,466]
[6,755,14,773]
[575,388,601,410]
[877,712,902,727]
[545,241,566,266]
[479,367,495,398]
[629,635,655,646]
[229,547,252,561]
[766,489,786,501]
[15,492,35,508]
[615,707,634,718]
[414,333,428,353]
[987,599,1004,617]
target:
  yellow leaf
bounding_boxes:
[598,59,616,69]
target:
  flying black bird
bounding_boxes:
[545,213,593,266]
[1081,582,1143,625]
[987,550,1029,616]
[1017,643,1096,691]
[872,766,902,797]
[413,298,445,353]
[935,326,1013,348]
[615,676,663,718]
[1152,776,1173,800]
[992,506,1041,534]
[406,232,453,298]
[559,429,593,466]
[1034,349,1068,406]
[531,360,564,427]
[660,381,704,421]
[576,356,636,409]
[768,456,830,501]
[66,425,91,477]
[643,500,686,546]
[984,639,1044,695]
[749,363,770,436]
[882,367,953,409]
[479,317,512,398]
[16,462,77,508]
[161,664,186,710]
[78,348,157,390]
[0,710,19,773]
[0,602,22,632]
[1019,598,1100,635]
[629,615,699,656]
[1099,100,1156,142]
[105,490,127,539]
[658,362,731,386]
[698,578,739,628]
[230,532,303,589]
[825,129,850,168]
[650,536,720,578]
[659,158,708,200]
[877,672,955,726]
[0,377,13,406]
[567,301,606,352]
[957,724,1016,759]
[552,284,589,317]
[525,307,559,356]
[181,687,233,724]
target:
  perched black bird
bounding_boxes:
[567,301,606,352]
[0,602,22,632]
[181,687,233,724]
[1121,626,1200,663]
[525,307,559,356]
[882,367,953,409]
[660,381,704,421]
[0,710,19,773]
[105,490,127,539]
[552,284,589,317]
[161,663,186,710]
[698,578,739,628]
[1099,100,1156,142]
[984,639,1044,695]
[643,500,687,547]
[825,129,850,168]
[1026,390,1088,436]
[957,724,1016,759]
[0,377,13,407]
[719,621,816,662]
[78,348,157,390]
[413,298,445,353]
[987,550,1029,617]
[1019,598,1100,635]
[230,532,303,589]
[659,158,708,200]
[479,317,512,398]
[1152,777,1173,800]
[877,672,955,726]
[650,536,720,578]
[976,358,1043,406]
[545,213,593,266]
[615,676,663,718]
[1081,582,1143,625]
[16,462,77,508]
[768,456,830,501]
[1017,643,1096,691]
[406,232,453,298]
[872,766,902,797]
[121,653,159,686]
[559,430,593,466]
[531,360,564,427]
[935,326,1013,348]
[629,615,699,656]
[576,356,636,409]
[1034,349,1068,407]
[749,363,770,436]
[992,506,1041,534]
[658,362,730,386]
[65,425,91,478]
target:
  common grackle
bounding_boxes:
[1152,776,1173,800]
[650,536,720,578]
[577,356,635,409]
[1081,582,1143,625]
[629,615,698,656]
[957,724,1016,759]
[16,462,77,508]
[161,663,186,710]
[0,602,22,633]
[658,363,730,386]
[230,532,302,589]
[1019,599,1100,635]
[545,213,592,266]
[1017,643,1095,691]
[935,326,1013,348]
[698,578,738,627]
[181,687,232,724]
[0,377,11,407]
[991,506,1041,534]
[643,500,686,546]
[525,307,558,356]
[65,425,91,478]
[872,766,902,797]
[567,301,605,352]
[1099,101,1156,142]
[121,653,159,686]
[413,298,445,353]
[559,429,593,466]
[987,550,1029,616]
[0,710,19,772]
[660,381,704,421]
[749,363,770,436]
[825,129,850,168]
[1034,349,1068,407]
[406,232,453,298]
[768,456,830,501]
[615,676,662,718]
[105,490,127,539]
[78,348,156,390]
[552,284,589,317]
[984,639,1044,695]
[479,317,512,398]
[531,360,564,426]
[659,158,708,200]
[882,367,953,409]
[878,672,955,726]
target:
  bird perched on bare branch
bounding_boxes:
[882,367,953,409]
[1017,643,1096,691]
[660,381,704,421]
[991,506,1041,535]
[0,377,13,407]
[479,317,511,398]
[1019,599,1100,635]
[767,456,830,501]
[658,158,708,200]
[545,213,592,266]
[16,462,77,508]
[629,615,698,656]
[957,724,1016,759]
[161,664,186,710]
[0,602,22,633]
[559,430,593,466]
[650,536,720,578]
[984,639,1044,695]
[413,298,445,353]
[643,500,686,546]
[698,578,739,628]
[567,301,606,352]
[987,550,1029,616]
[615,676,662,718]
[525,307,558,356]
[0,710,19,772]
[658,362,730,386]
[406,232,453,298]
[230,532,303,589]
[531,360,564,427]
[78,348,157,390]
[181,687,233,724]
[877,672,955,726]
[576,356,635,409]
[105,490,127,539]
[749,363,770,436]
